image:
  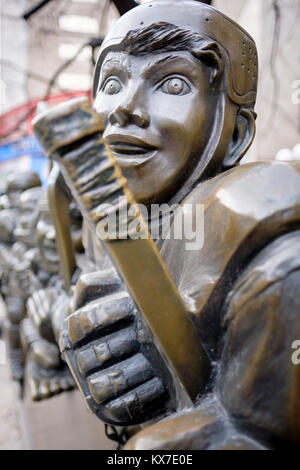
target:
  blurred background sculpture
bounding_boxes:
[20,193,75,401]
[0,0,299,452]
[0,168,81,400]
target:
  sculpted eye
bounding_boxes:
[160,77,191,95]
[102,78,121,95]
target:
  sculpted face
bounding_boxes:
[94,50,217,205]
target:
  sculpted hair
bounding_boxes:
[121,22,223,82]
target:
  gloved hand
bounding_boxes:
[59,270,170,426]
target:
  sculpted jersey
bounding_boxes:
[80,160,300,441]
[160,160,300,444]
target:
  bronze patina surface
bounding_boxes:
[32,0,300,450]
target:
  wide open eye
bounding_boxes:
[160,77,191,96]
[102,78,121,95]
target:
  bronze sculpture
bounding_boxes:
[33,0,300,450]
[20,193,75,401]
[0,171,43,381]
[0,172,77,397]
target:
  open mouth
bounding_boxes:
[106,136,158,167]
[15,229,34,246]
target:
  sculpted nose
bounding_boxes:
[108,88,149,128]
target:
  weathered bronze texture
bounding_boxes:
[124,395,266,450]
[31,0,300,450]
[19,185,85,401]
